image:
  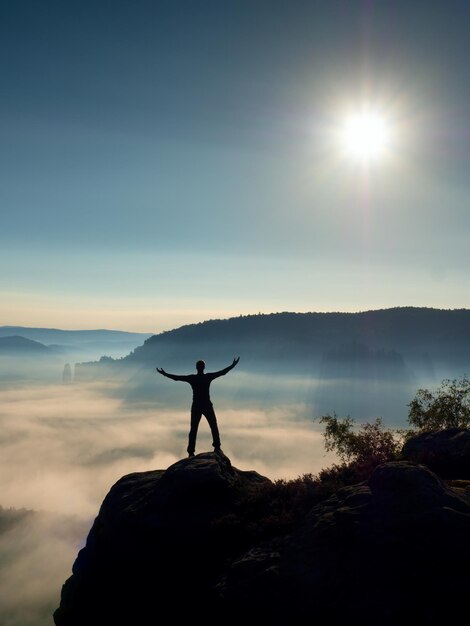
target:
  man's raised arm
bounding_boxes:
[210,357,240,379]
[156,368,190,382]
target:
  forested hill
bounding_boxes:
[123,307,470,370]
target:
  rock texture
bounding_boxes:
[402,428,470,478]
[55,453,470,626]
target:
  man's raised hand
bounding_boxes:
[232,357,240,367]
[156,367,166,375]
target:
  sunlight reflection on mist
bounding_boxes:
[0,382,335,515]
[0,380,338,626]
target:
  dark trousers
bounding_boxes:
[187,401,221,454]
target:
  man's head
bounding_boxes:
[196,360,205,373]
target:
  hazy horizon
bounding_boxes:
[2,303,469,336]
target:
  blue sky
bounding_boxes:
[1,0,470,331]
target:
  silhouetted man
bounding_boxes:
[156,357,239,457]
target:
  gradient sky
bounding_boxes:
[1,0,470,332]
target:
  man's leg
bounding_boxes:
[203,402,221,450]
[187,405,202,456]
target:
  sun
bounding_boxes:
[340,109,390,162]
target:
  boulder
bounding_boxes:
[402,428,470,478]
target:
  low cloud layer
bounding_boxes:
[0,380,336,625]
[0,507,88,626]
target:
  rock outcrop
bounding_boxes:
[54,453,269,625]
[55,453,470,626]
[402,427,470,478]
[220,461,470,624]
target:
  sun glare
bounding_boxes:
[341,109,390,162]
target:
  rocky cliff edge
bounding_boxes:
[55,446,470,626]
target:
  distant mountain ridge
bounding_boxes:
[0,326,150,345]
[0,335,52,354]
[0,326,152,363]
[0,327,153,382]
[120,307,470,372]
